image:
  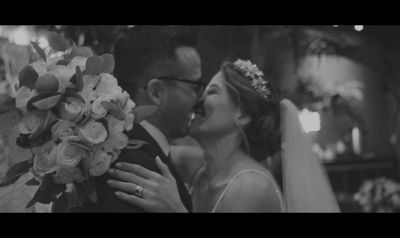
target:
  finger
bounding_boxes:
[107,180,147,197]
[155,156,174,180]
[114,191,152,210]
[115,162,161,180]
[108,168,149,187]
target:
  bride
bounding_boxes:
[107,59,340,212]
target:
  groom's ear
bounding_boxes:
[146,78,165,106]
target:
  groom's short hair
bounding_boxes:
[113,26,197,95]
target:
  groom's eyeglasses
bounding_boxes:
[158,76,207,98]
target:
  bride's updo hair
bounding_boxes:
[221,60,281,162]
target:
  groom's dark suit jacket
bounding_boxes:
[82,123,192,212]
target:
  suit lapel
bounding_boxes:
[125,123,171,164]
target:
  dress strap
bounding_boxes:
[188,165,206,194]
[211,169,285,212]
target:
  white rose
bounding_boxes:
[56,140,86,169]
[88,150,112,177]
[106,116,125,133]
[91,96,113,119]
[80,86,96,105]
[95,73,123,96]
[48,66,75,93]
[32,141,58,176]
[102,131,128,152]
[58,100,85,122]
[117,91,135,111]
[19,112,43,134]
[68,56,87,72]
[78,121,108,144]
[117,91,129,107]
[82,74,99,91]
[113,133,128,150]
[109,150,120,164]
[15,86,37,112]
[79,75,98,113]
[51,120,76,141]
[53,167,85,184]
[123,98,136,114]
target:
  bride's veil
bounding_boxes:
[280,99,340,212]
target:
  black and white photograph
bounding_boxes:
[0,25,399,213]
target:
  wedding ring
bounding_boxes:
[134,185,143,198]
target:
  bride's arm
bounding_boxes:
[216,173,283,213]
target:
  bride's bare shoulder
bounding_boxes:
[218,170,283,212]
[213,153,283,212]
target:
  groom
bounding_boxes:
[86,26,204,212]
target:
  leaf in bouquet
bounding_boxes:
[35,74,59,94]
[16,133,31,149]
[77,160,89,180]
[75,66,83,92]
[86,56,104,76]
[48,32,68,52]
[0,93,16,115]
[30,41,46,62]
[82,178,97,204]
[18,65,39,90]
[0,159,33,187]
[101,101,126,120]
[28,93,61,111]
[132,105,159,123]
[70,46,94,58]
[101,54,115,73]
[26,92,61,111]
[25,178,41,186]
[127,139,149,150]
[28,112,58,145]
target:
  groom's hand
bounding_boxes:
[107,156,188,213]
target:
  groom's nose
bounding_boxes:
[197,91,206,101]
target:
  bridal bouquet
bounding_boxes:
[0,32,142,210]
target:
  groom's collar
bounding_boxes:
[139,120,170,157]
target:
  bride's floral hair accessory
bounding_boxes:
[233,59,271,100]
